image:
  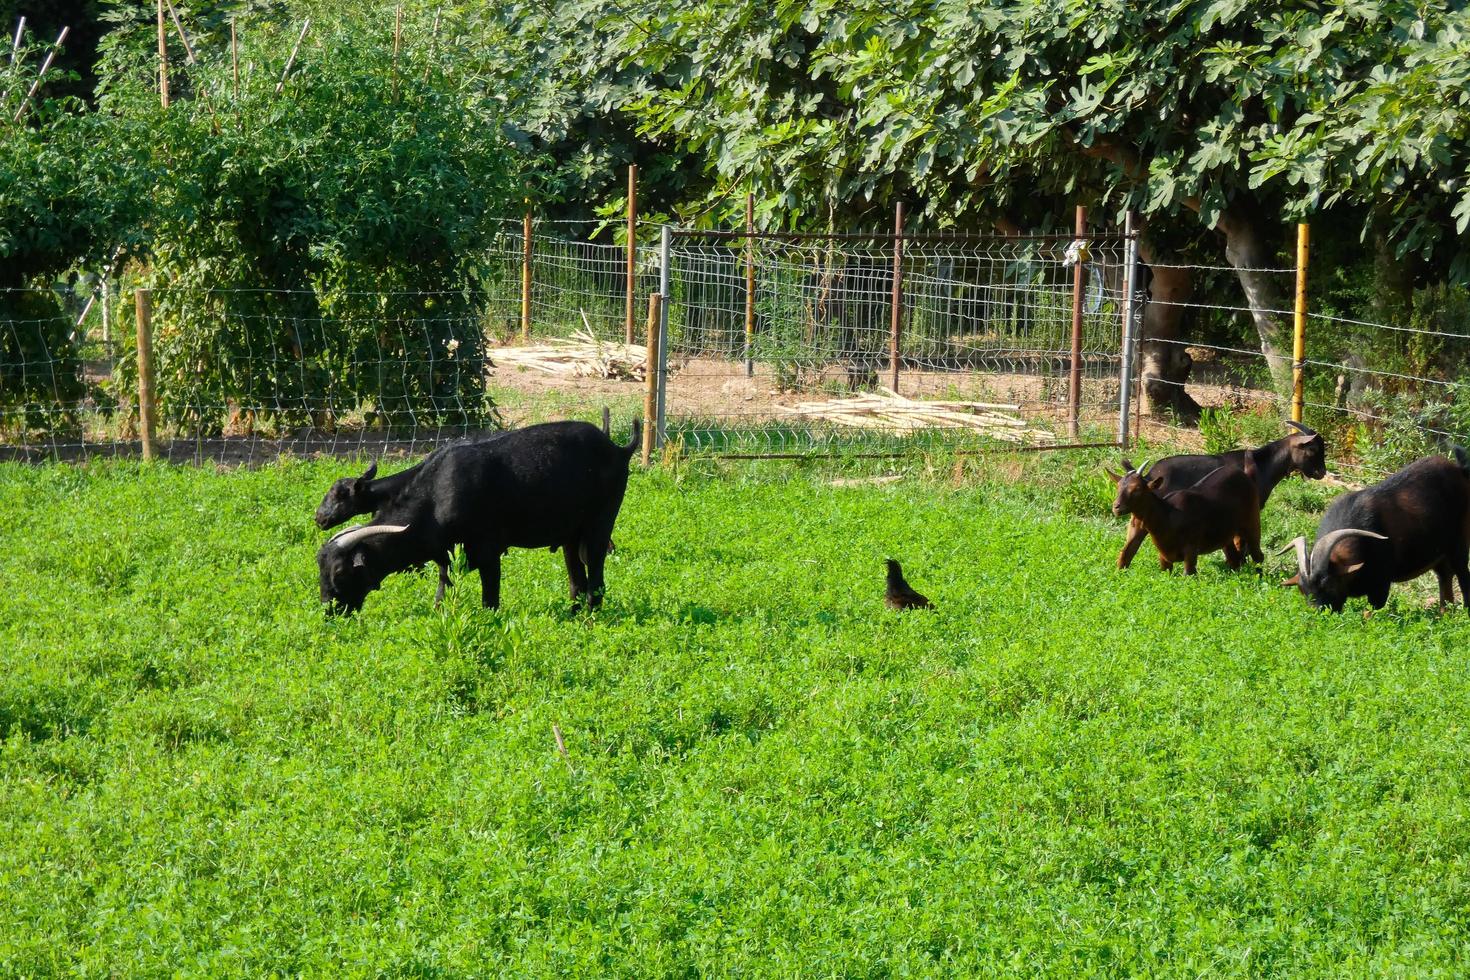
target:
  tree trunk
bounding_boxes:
[1135,229,1202,422]
[1215,206,1290,391]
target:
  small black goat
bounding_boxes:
[1117,420,1325,569]
[1107,457,1262,574]
[318,420,640,615]
[1283,448,1470,611]
[314,428,531,531]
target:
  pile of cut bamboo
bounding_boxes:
[494,328,650,381]
[778,387,1056,443]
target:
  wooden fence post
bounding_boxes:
[889,201,905,394]
[744,192,755,378]
[625,165,638,345]
[135,288,158,460]
[642,292,661,465]
[1292,222,1309,423]
[521,205,532,342]
[1068,205,1087,438]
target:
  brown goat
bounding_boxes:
[1106,458,1262,574]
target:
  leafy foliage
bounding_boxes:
[90,7,522,431]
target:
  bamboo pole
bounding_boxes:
[625,164,637,345]
[135,289,158,461]
[229,20,240,103]
[744,192,755,378]
[156,0,169,108]
[1068,205,1087,439]
[163,0,195,63]
[642,292,661,465]
[1292,222,1309,423]
[11,25,65,122]
[276,19,309,95]
[390,4,402,101]
[521,205,533,341]
[889,202,905,394]
[421,7,442,84]
[9,17,24,70]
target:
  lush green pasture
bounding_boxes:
[3,455,1470,976]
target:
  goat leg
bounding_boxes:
[562,539,589,606]
[1117,520,1148,570]
[479,552,502,609]
[1435,563,1455,612]
[434,559,452,608]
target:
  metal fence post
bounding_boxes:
[744,192,755,378]
[889,202,904,393]
[1068,205,1087,439]
[520,205,533,341]
[1118,211,1140,449]
[625,164,637,345]
[642,292,661,465]
[656,224,671,447]
[1292,222,1309,423]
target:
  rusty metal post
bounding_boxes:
[134,289,158,460]
[520,205,532,341]
[744,192,755,378]
[889,202,905,393]
[625,164,637,345]
[1292,222,1309,423]
[1068,205,1087,438]
[156,0,170,108]
[642,292,661,465]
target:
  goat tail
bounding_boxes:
[622,418,643,457]
[1453,443,1470,475]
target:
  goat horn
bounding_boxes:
[1289,535,1309,586]
[1284,419,1317,437]
[1308,528,1388,574]
[1135,458,1153,477]
[326,523,410,549]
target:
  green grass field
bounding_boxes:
[4,454,1470,975]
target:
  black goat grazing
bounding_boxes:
[318,419,640,615]
[884,559,933,610]
[1107,457,1262,574]
[1116,421,1325,569]
[315,458,426,530]
[1283,448,1470,612]
[314,430,523,530]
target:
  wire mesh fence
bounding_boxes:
[5,216,1467,474]
[656,231,1133,455]
[1133,258,1470,482]
[0,284,503,463]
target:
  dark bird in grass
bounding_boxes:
[884,559,933,611]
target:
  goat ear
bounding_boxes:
[1104,467,1122,485]
[1342,561,1364,575]
[358,461,378,483]
[1279,574,1300,588]
[1120,458,1136,473]
[1148,476,1166,492]
[352,551,367,569]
